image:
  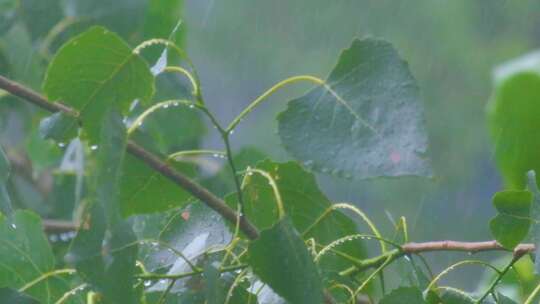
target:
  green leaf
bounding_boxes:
[488,52,540,189]
[230,160,364,271]
[39,112,79,143]
[66,206,139,304]
[277,38,431,179]
[0,288,39,304]
[93,109,127,225]
[204,263,226,304]
[247,217,323,304]
[489,190,532,249]
[66,110,138,303]
[380,287,426,304]
[119,155,193,217]
[0,210,75,303]
[43,26,154,143]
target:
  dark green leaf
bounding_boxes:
[66,110,138,303]
[0,288,39,304]
[230,160,364,271]
[488,53,540,189]
[490,190,532,249]
[380,287,426,304]
[278,38,431,179]
[93,109,127,225]
[43,26,154,143]
[247,217,323,304]
[39,112,79,143]
[204,263,226,304]
[119,155,193,217]
[0,210,74,303]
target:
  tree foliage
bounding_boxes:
[1,1,540,304]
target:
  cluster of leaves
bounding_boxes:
[2,2,540,304]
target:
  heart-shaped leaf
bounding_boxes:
[278,38,431,179]
[43,26,154,143]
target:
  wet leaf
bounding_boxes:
[490,190,532,249]
[0,210,76,303]
[247,217,324,304]
[39,112,78,143]
[278,38,431,179]
[43,26,154,143]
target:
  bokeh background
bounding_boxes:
[2,0,540,294]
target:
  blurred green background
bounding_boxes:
[2,0,540,293]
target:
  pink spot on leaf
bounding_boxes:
[181,211,190,221]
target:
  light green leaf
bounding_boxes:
[43,26,154,143]
[380,287,426,304]
[247,217,323,304]
[490,190,532,249]
[229,160,364,271]
[488,52,540,189]
[278,38,431,179]
[0,210,76,303]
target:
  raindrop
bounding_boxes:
[49,234,59,242]
[173,102,179,107]
[90,145,98,151]
[229,129,235,135]
[58,142,66,148]
[212,153,220,158]
[10,223,16,229]
[143,281,152,287]
[189,104,195,109]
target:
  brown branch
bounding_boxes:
[0,74,259,240]
[340,240,535,277]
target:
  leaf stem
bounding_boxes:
[126,99,195,135]
[18,268,76,292]
[226,75,325,133]
[475,256,521,303]
[168,149,226,160]
[163,66,199,98]
[243,168,285,219]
